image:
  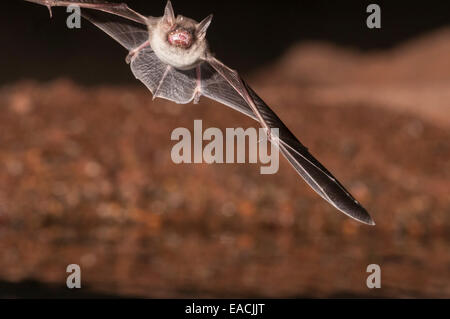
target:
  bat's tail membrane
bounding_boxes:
[131,48,200,104]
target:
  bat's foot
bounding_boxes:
[125,50,141,64]
[125,52,134,64]
[125,41,151,64]
[193,90,201,104]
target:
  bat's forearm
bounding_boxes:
[207,57,269,130]
[25,0,148,25]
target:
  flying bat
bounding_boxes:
[25,0,375,225]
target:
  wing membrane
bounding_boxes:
[130,46,199,104]
[26,0,148,24]
[81,10,149,50]
[200,62,256,119]
[206,58,374,225]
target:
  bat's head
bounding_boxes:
[162,4,213,50]
[150,1,213,70]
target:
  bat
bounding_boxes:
[25,0,375,225]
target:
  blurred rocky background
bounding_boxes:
[0,0,448,297]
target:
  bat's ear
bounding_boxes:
[196,14,213,40]
[163,0,175,25]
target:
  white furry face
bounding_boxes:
[148,15,208,70]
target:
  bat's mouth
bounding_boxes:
[167,28,193,49]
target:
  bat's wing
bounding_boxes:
[26,0,148,24]
[129,53,374,224]
[201,57,375,225]
[80,10,149,51]
[27,1,151,59]
[199,63,257,119]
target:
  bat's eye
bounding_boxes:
[167,28,193,48]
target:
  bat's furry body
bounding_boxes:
[25,0,375,225]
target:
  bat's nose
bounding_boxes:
[168,28,193,48]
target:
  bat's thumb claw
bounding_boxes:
[46,5,53,18]
[25,0,53,17]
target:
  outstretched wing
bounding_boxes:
[26,0,148,24]
[203,57,375,225]
[81,10,149,50]
[131,52,374,224]
[200,62,256,119]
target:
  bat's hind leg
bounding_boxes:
[193,65,202,104]
[126,40,151,64]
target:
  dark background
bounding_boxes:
[3,0,449,85]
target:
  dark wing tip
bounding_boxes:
[359,212,376,226]
[366,216,376,226]
[341,202,375,226]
